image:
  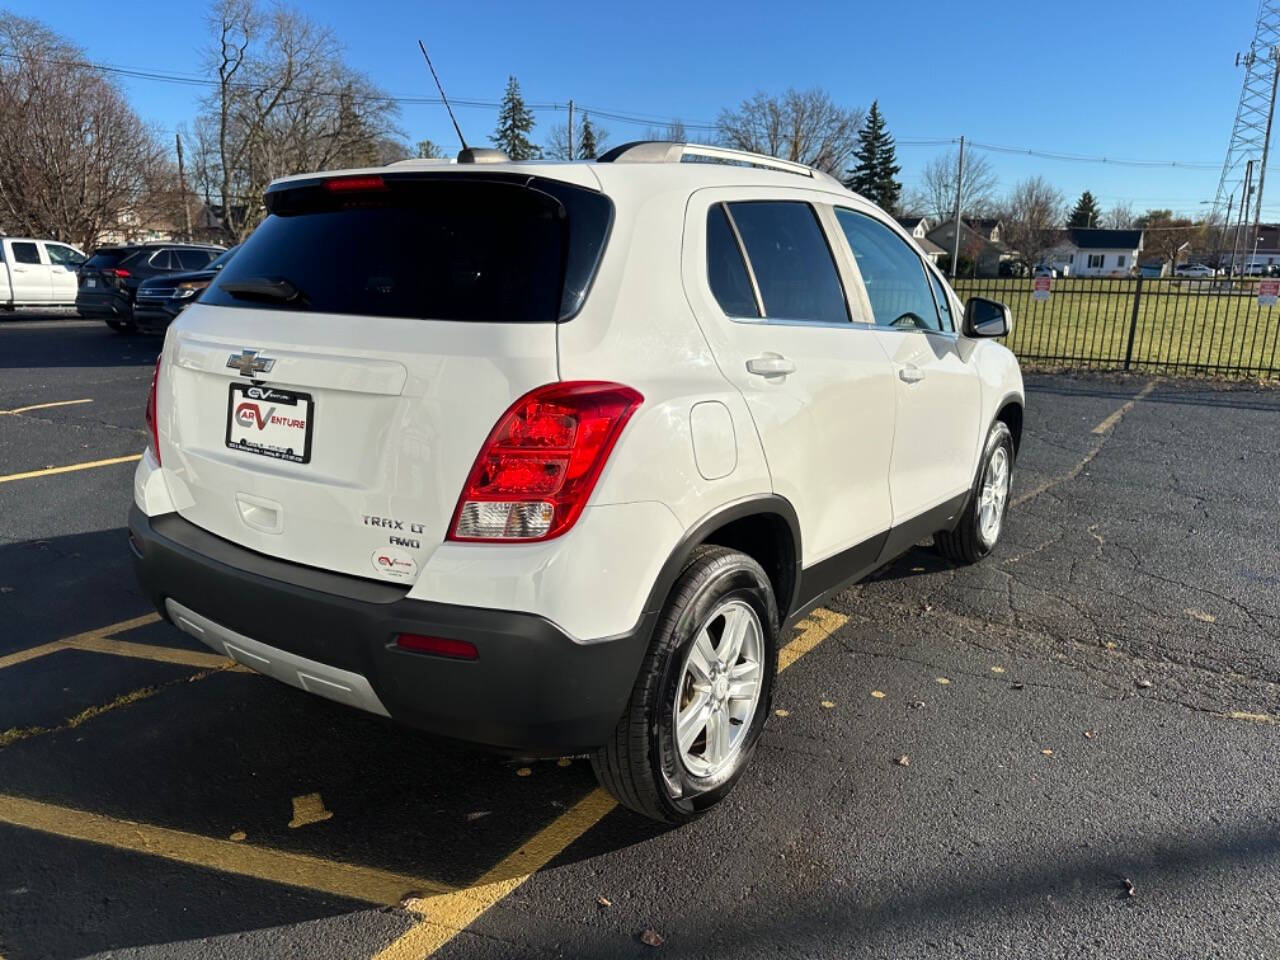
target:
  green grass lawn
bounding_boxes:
[952,277,1280,378]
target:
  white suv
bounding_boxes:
[131,142,1023,822]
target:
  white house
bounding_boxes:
[1049,228,1145,277]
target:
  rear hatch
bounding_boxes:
[159,170,611,584]
[79,248,140,297]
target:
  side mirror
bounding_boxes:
[963,297,1013,338]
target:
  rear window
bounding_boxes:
[174,249,216,270]
[204,176,612,322]
[85,249,139,269]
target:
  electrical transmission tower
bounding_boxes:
[1211,0,1280,267]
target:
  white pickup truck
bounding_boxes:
[0,237,86,309]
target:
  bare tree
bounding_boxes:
[0,13,169,249]
[715,89,863,175]
[1000,176,1066,267]
[195,0,404,241]
[1136,210,1202,271]
[641,119,689,142]
[918,149,999,223]
[544,117,609,160]
[1102,202,1136,229]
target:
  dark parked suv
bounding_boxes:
[133,245,239,335]
[77,243,224,332]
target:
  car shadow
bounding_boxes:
[0,323,159,369]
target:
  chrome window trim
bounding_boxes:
[718,202,766,318]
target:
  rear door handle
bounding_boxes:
[899,365,925,384]
[746,355,796,377]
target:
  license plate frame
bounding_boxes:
[225,383,314,464]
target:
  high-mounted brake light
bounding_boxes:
[448,381,643,542]
[145,356,161,465]
[324,175,386,193]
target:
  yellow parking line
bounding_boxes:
[1091,379,1157,435]
[0,453,142,485]
[373,607,851,959]
[0,793,453,905]
[64,634,232,670]
[0,613,160,671]
[0,398,92,416]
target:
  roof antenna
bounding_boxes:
[418,40,467,150]
[416,41,507,164]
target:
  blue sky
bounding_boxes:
[13,0,1258,217]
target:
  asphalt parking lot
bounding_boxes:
[1,314,1277,960]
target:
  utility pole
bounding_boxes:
[949,135,966,280]
[175,132,192,241]
[1232,160,1254,274]
[567,99,575,161]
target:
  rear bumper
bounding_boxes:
[76,290,130,319]
[128,506,651,755]
[133,302,179,334]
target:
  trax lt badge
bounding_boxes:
[227,349,276,377]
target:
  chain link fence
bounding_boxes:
[953,276,1280,379]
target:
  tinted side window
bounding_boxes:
[706,204,759,317]
[836,209,941,332]
[928,270,954,332]
[175,249,213,270]
[12,242,41,265]
[148,250,172,270]
[45,244,82,266]
[727,201,848,325]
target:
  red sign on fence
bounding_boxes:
[1258,279,1279,307]
[1033,276,1051,301]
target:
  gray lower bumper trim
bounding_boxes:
[166,599,390,717]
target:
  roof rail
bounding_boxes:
[596,141,842,184]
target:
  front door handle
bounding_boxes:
[746,355,797,377]
[899,365,925,384]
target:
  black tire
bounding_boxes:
[591,545,779,823]
[935,420,1015,565]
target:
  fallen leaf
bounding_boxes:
[870,690,886,699]
[0,586,13,593]
[556,757,572,768]
[515,767,533,777]
[991,666,1006,674]
[1134,679,1152,690]
[597,895,612,908]
[1184,608,1216,624]
[909,700,926,710]
[935,677,951,686]
[640,928,665,947]
[465,810,491,822]
[820,700,836,708]
[774,708,790,717]
[228,830,246,842]
[1104,640,1118,650]
[1083,730,1097,740]
[1041,749,1053,757]
[1010,682,1025,690]
[894,754,910,767]
[401,894,430,912]
[1122,877,1136,898]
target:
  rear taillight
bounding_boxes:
[145,356,161,465]
[106,268,131,278]
[394,633,479,660]
[448,381,643,542]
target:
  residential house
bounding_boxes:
[1047,228,1145,277]
[926,217,1011,277]
[895,216,934,241]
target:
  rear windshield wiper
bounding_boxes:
[220,277,309,306]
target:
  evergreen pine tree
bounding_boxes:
[492,76,539,160]
[843,100,901,213]
[579,114,598,159]
[1068,190,1102,228]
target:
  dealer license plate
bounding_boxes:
[225,383,313,464]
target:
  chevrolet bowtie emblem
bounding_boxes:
[226,349,276,377]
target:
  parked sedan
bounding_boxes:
[1033,264,1058,278]
[1174,263,1216,278]
[133,245,239,335]
[77,242,224,332]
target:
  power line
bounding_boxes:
[0,50,1232,169]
